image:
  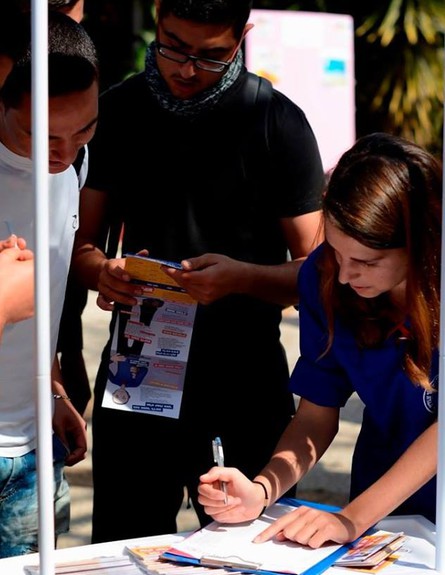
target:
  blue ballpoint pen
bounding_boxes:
[212,436,228,505]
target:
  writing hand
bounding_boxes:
[198,467,266,523]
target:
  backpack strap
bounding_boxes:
[231,72,274,260]
[243,72,273,154]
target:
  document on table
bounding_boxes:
[162,501,349,575]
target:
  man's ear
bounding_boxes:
[243,23,255,40]
[154,0,161,16]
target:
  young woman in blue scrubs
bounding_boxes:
[198,132,441,548]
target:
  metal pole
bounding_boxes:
[435,42,445,572]
[32,1,55,573]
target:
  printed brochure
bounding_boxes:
[102,255,197,419]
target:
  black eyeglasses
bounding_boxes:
[155,42,232,73]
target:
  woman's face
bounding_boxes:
[325,220,409,304]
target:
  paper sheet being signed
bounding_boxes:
[163,502,347,575]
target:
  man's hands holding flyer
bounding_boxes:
[96,250,150,311]
[96,252,246,308]
[162,253,245,304]
[97,251,302,309]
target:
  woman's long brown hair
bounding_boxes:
[318,133,442,390]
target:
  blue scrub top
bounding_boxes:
[290,244,438,523]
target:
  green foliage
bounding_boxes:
[355,0,444,153]
[130,29,155,78]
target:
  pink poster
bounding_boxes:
[245,10,355,173]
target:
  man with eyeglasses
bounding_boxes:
[72,0,325,544]
[156,41,235,72]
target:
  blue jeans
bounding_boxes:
[0,441,70,558]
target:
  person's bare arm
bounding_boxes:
[254,397,338,504]
[72,186,141,309]
[335,421,437,539]
[51,356,87,466]
[71,186,111,290]
[198,398,339,522]
[253,421,437,548]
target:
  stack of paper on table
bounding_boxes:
[334,531,407,570]
[125,543,240,575]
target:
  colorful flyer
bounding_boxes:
[102,256,197,419]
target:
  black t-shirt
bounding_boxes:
[87,69,323,260]
[86,68,324,418]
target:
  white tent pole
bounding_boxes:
[436,45,445,572]
[32,1,55,573]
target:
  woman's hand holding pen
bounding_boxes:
[198,467,267,524]
[199,468,353,548]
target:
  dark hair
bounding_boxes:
[1,11,98,108]
[158,0,253,40]
[0,7,30,62]
[319,132,442,389]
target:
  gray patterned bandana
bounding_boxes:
[144,41,244,119]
